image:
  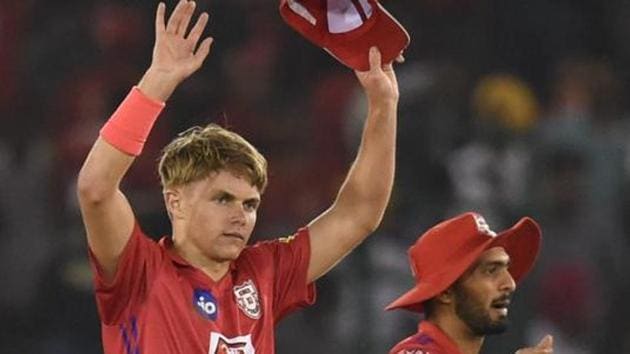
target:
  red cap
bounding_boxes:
[386,212,541,312]
[279,0,410,71]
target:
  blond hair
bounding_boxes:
[158,124,267,192]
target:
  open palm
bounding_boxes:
[151,1,213,84]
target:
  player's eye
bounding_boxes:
[244,200,259,212]
[214,193,232,204]
[485,265,498,275]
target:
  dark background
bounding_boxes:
[1,0,630,352]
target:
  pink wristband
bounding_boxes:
[100,87,165,156]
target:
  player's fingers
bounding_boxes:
[186,12,209,49]
[536,335,553,349]
[166,0,187,35]
[368,46,382,72]
[192,37,214,69]
[383,62,398,88]
[177,1,196,36]
[155,2,166,37]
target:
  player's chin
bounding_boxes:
[490,312,510,329]
[483,316,510,335]
[219,245,246,260]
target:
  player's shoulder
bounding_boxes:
[241,228,310,256]
[389,333,445,354]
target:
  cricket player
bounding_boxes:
[76,1,399,353]
[386,212,553,354]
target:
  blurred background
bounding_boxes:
[2,0,630,353]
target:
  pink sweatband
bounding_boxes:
[100,87,165,156]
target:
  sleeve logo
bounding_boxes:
[233,279,262,319]
[278,235,296,244]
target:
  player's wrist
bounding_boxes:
[137,67,181,102]
[100,87,165,156]
[367,96,398,112]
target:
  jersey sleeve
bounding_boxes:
[258,227,316,321]
[88,221,163,325]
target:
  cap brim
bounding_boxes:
[490,217,541,284]
[324,3,410,71]
[386,216,541,313]
[385,239,488,312]
[385,281,433,312]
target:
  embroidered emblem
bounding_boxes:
[233,280,262,319]
[472,214,497,237]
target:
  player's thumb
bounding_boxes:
[368,46,382,72]
[536,335,553,350]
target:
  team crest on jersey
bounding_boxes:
[233,280,261,319]
[208,332,255,354]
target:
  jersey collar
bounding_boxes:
[418,321,464,354]
[158,236,238,272]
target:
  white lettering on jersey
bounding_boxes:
[208,332,255,354]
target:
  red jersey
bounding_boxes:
[389,321,463,354]
[89,222,315,354]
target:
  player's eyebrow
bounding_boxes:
[245,196,260,204]
[211,189,260,205]
[479,259,511,269]
[211,190,236,200]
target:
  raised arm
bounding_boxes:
[306,47,399,282]
[76,1,212,280]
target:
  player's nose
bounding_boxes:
[500,270,516,292]
[229,204,247,225]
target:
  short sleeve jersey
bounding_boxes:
[89,223,315,354]
[389,321,463,354]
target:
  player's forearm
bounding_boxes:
[334,99,397,233]
[78,80,166,204]
[77,138,136,205]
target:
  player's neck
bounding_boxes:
[172,238,231,282]
[429,315,485,354]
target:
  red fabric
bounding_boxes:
[100,87,165,156]
[279,0,409,70]
[389,321,463,354]
[88,223,315,354]
[386,212,541,312]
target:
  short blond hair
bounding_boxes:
[158,124,267,192]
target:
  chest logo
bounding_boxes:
[194,288,218,321]
[233,280,262,319]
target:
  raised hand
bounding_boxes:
[354,47,400,107]
[516,335,554,354]
[139,0,213,101]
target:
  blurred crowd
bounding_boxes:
[2,0,630,353]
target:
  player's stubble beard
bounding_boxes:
[453,284,511,336]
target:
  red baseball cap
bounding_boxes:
[386,212,541,312]
[279,0,410,71]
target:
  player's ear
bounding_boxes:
[164,187,185,220]
[436,287,455,305]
